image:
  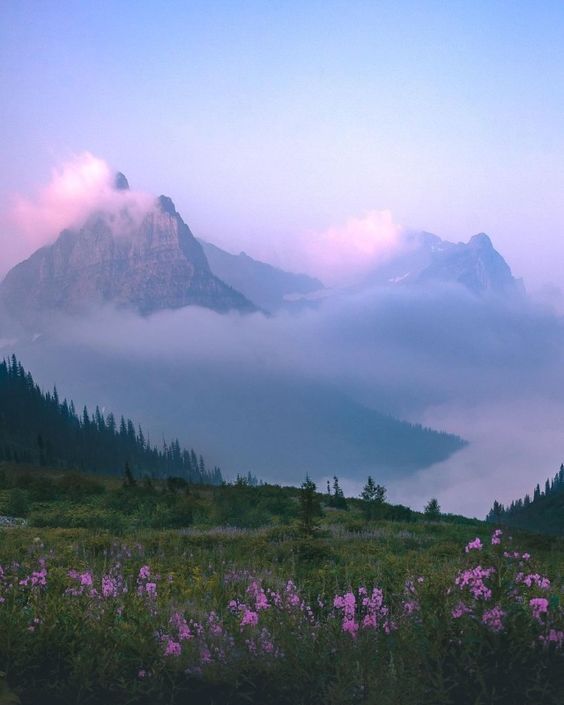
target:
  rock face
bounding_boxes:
[0,191,256,323]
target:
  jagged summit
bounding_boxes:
[114,171,130,191]
[0,187,257,325]
[414,232,523,296]
[157,195,177,215]
[364,231,524,298]
[468,232,493,248]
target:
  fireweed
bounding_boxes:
[0,529,562,704]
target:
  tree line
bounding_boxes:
[0,355,222,484]
[486,464,564,535]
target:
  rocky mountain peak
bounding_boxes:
[157,195,177,216]
[468,232,493,249]
[114,172,130,191]
[0,188,257,325]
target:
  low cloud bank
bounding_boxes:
[6,282,564,516]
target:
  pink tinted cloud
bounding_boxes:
[0,153,152,275]
[297,210,407,286]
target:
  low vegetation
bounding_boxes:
[0,465,562,704]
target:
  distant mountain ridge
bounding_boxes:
[365,231,524,298]
[0,168,526,327]
[200,239,324,312]
[0,176,256,324]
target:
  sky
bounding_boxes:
[1,1,564,288]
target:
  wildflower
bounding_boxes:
[403,600,419,616]
[138,565,151,580]
[247,580,269,610]
[465,537,483,553]
[491,529,503,545]
[482,605,505,632]
[240,608,259,628]
[539,629,564,647]
[451,602,472,619]
[170,611,192,641]
[519,573,550,590]
[163,638,182,657]
[101,575,119,598]
[529,597,549,622]
[342,617,359,636]
[79,572,93,587]
[207,611,223,636]
[455,566,495,600]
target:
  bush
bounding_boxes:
[5,487,30,516]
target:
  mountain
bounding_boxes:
[413,233,525,296]
[0,354,222,483]
[0,177,256,325]
[365,231,524,297]
[200,239,324,313]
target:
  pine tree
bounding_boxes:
[424,498,441,520]
[123,462,137,488]
[360,476,386,519]
[330,475,348,510]
[299,476,321,537]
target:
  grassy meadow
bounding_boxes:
[0,465,562,704]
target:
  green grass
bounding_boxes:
[0,464,562,704]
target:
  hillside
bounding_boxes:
[487,464,564,535]
[0,355,221,483]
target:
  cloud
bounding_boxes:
[9,282,564,516]
[289,210,407,286]
[0,153,153,276]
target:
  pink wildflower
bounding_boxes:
[539,629,564,647]
[529,597,549,622]
[455,565,495,600]
[342,617,359,636]
[138,565,151,580]
[163,638,182,657]
[482,605,505,632]
[465,537,483,553]
[145,582,157,598]
[247,580,269,610]
[240,608,259,627]
[101,575,118,598]
[519,573,550,590]
[451,602,472,619]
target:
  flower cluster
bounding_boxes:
[333,586,394,636]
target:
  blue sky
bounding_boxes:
[1,1,564,287]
